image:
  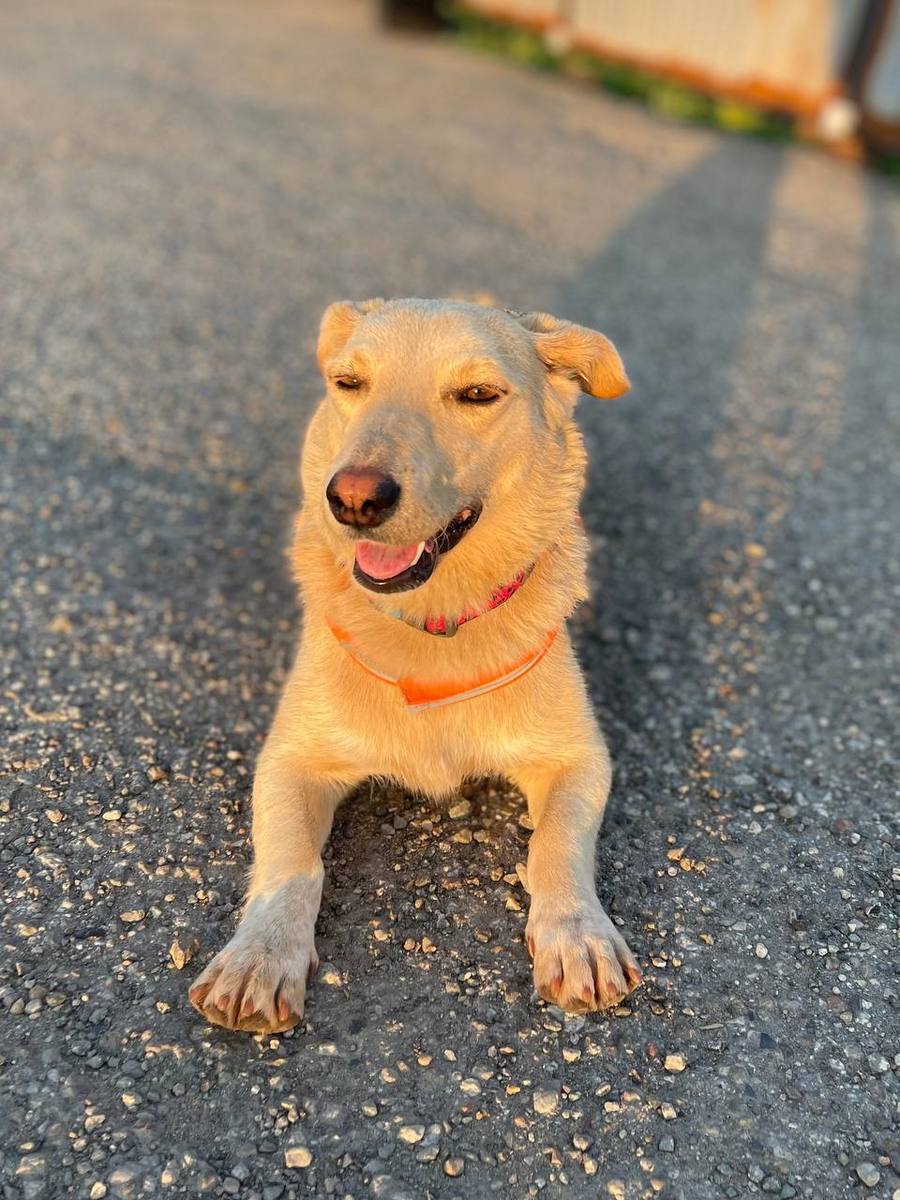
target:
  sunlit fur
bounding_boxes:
[189,298,642,1033]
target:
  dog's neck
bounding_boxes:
[375,562,535,637]
[294,510,590,681]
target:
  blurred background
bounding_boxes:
[395,0,900,162]
[2,3,897,1200]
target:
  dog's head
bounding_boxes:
[301,298,628,610]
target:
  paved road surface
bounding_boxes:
[1,3,898,1199]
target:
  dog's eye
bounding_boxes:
[459,384,502,404]
[334,375,363,391]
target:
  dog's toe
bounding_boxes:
[527,900,641,1014]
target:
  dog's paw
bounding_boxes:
[526,898,642,1013]
[189,875,322,1034]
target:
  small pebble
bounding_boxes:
[664,1054,687,1072]
[533,1088,559,1116]
[398,1125,424,1144]
[284,1146,312,1169]
[855,1163,879,1188]
[169,934,199,970]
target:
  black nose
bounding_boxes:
[326,468,401,528]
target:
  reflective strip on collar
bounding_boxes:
[327,619,558,711]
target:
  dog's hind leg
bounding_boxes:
[512,745,642,1014]
[189,744,359,1034]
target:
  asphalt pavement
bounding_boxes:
[1,2,898,1199]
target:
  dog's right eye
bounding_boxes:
[459,384,503,404]
[334,375,363,391]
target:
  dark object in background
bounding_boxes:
[851,0,900,155]
[380,0,441,31]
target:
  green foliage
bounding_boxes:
[713,98,790,139]
[873,152,900,177]
[561,51,650,99]
[440,3,558,69]
[648,82,712,122]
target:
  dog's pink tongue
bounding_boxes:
[355,539,421,581]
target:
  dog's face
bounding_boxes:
[302,298,627,607]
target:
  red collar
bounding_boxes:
[386,564,534,637]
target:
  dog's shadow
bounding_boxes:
[316,777,537,1025]
[557,139,787,839]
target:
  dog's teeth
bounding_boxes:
[412,541,426,564]
[460,507,472,519]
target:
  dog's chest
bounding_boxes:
[369,699,533,798]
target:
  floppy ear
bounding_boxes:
[316,298,384,371]
[513,311,629,400]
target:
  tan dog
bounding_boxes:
[189,298,642,1033]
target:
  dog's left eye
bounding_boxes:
[459,385,502,404]
[334,375,363,391]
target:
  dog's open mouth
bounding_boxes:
[352,505,481,594]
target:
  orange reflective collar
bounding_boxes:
[327,617,558,712]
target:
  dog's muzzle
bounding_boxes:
[352,505,482,594]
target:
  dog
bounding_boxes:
[189,297,642,1033]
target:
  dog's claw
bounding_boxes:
[188,982,208,1006]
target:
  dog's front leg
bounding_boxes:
[189,744,353,1034]
[514,746,642,1012]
